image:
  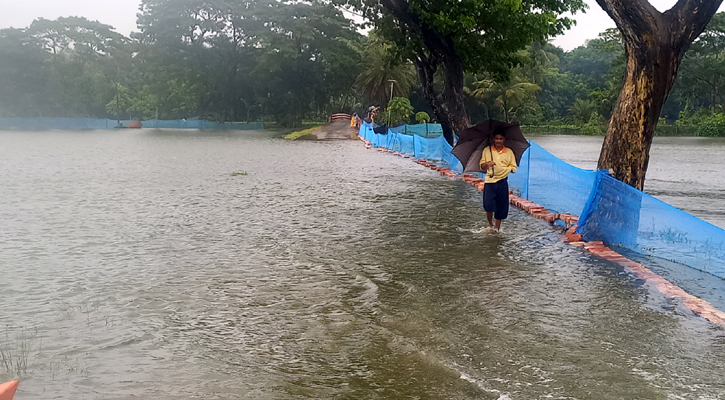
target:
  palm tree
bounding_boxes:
[469,73,541,122]
[522,42,560,84]
[355,33,417,107]
[567,98,598,124]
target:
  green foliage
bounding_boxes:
[284,126,323,140]
[3,5,725,137]
[338,0,586,141]
[388,0,586,76]
[469,71,541,123]
[379,97,413,125]
[567,98,598,124]
[106,83,132,119]
[415,111,430,123]
[579,111,606,135]
[355,32,417,106]
[670,13,725,119]
[677,106,725,136]
[0,1,365,124]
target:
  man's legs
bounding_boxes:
[494,217,502,231]
[493,179,509,231]
[483,184,496,230]
[484,181,504,231]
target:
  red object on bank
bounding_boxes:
[0,381,18,400]
[128,121,143,129]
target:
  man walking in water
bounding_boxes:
[480,129,517,232]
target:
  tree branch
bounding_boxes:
[595,0,661,41]
[665,0,724,47]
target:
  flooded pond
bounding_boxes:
[1,130,724,399]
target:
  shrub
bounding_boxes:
[415,111,430,124]
[379,97,414,125]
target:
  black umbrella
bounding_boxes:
[373,124,388,135]
[452,119,530,173]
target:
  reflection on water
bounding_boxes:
[1,130,724,399]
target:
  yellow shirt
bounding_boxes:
[480,145,517,183]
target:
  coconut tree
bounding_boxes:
[567,98,598,124]
[469,73,541,122]
[355,33,417,107]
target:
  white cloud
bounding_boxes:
[553,0,725,51]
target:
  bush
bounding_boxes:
[697,113,725,136]
[678,107,725,136]
[378,97,414,125]
[579,112,606,135]
[415,111,430,124]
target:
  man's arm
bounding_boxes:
[480,146,495,169]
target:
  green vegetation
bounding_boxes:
[338,0,586,143]
[0,3,364,127]
[1,3,725,138]
[415,112,430,124]
[284,126,323,140]
[378,97,413,126]
[230,172,248,176]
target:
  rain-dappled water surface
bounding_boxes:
[1,130,725,399]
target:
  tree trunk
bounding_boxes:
[413,55,457,144]
[440,51,470,140]
[599,37,681,190]
[596,0,723,190]
[380,0,470,145]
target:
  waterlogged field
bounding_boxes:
[1,130,724,399]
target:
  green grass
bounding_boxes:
[284,126,322,140]
[231,172,248,176]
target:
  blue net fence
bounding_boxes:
[360,123,459,169]
[388,123,443,137]
[361,122,725,279]
[578,170,725,278]
[0,118,263,130]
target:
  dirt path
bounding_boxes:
[299,120,357,140]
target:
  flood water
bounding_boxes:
[1,130,725,399]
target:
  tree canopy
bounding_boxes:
[337,0,586,143]
[2,1,725,144]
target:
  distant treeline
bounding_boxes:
[2,2,725,134]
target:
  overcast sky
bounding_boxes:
[1,0,724,51]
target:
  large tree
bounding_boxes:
[596,0,723,189]
[136,0,363,123]
[343,0,585,143]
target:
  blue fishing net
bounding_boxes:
[514,142,598,217]
[578,171,725,278]
[0,118,263,130]
[359,122,725,279]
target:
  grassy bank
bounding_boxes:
[284,126,323,140]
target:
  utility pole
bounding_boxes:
[387,79,396,124]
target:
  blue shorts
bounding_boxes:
[483,178,509,220]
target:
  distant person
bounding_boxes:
[350,113,361,128]
[350,113,361,139]
[480,129,517,232]
[367,106,379,123]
